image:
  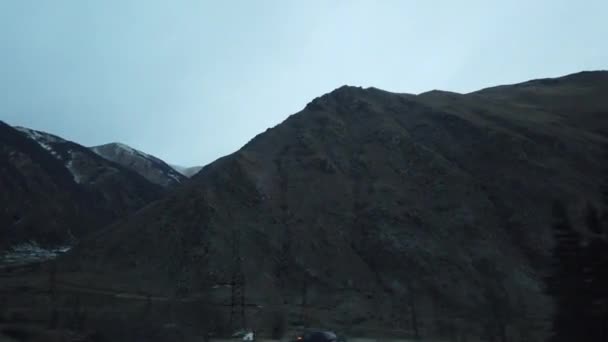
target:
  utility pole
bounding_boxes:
[48,259,58,329]
[229,229,246,332]
[300,281,309,328]
[406,281,420,339]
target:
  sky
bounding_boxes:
[1,1,607,166]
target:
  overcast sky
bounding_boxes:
[1,0,606,166]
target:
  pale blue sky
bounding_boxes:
[1,1,606,166]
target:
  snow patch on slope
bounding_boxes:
[113,142,151,159]
[1,242,71,267]
[15,127,86,184]
[65,150,84,184]
[91,143,186,185]
[92,143,169,170]
[15,126,62,160]
[168,171,183,183]
[92,143,166,166]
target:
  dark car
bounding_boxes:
[294,330,345,342]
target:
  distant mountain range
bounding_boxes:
[1,71,607,342]
[0,123,164,250]
[0,123,202,251]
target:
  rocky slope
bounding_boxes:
[58,71,607,341]
[0,123,164,251]
[90,143,186,187]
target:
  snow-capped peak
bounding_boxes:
[91,142,170,166]
[90,142,186,187]
[112,142,151,159]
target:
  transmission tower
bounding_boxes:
[229,229,246,331]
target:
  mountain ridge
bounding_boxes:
[56,71,607,341]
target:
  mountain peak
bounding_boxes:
[56,70,608,341]
[92,142,152,159]
[304,85,372,112]
[90,142,186,187]
[328,84,367,98]
[333,84,364,92]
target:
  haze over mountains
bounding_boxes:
[1,71,607,342]
[170,164,204,178]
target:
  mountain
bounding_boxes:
[0,123,164,252]
[10,71,608,341]
[90,143,187,187]
[170,164,203,178]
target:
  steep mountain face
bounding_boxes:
[0,123,164,251]
[170,164,203,178]
[62,72,607,341]
[90,143,186,187]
